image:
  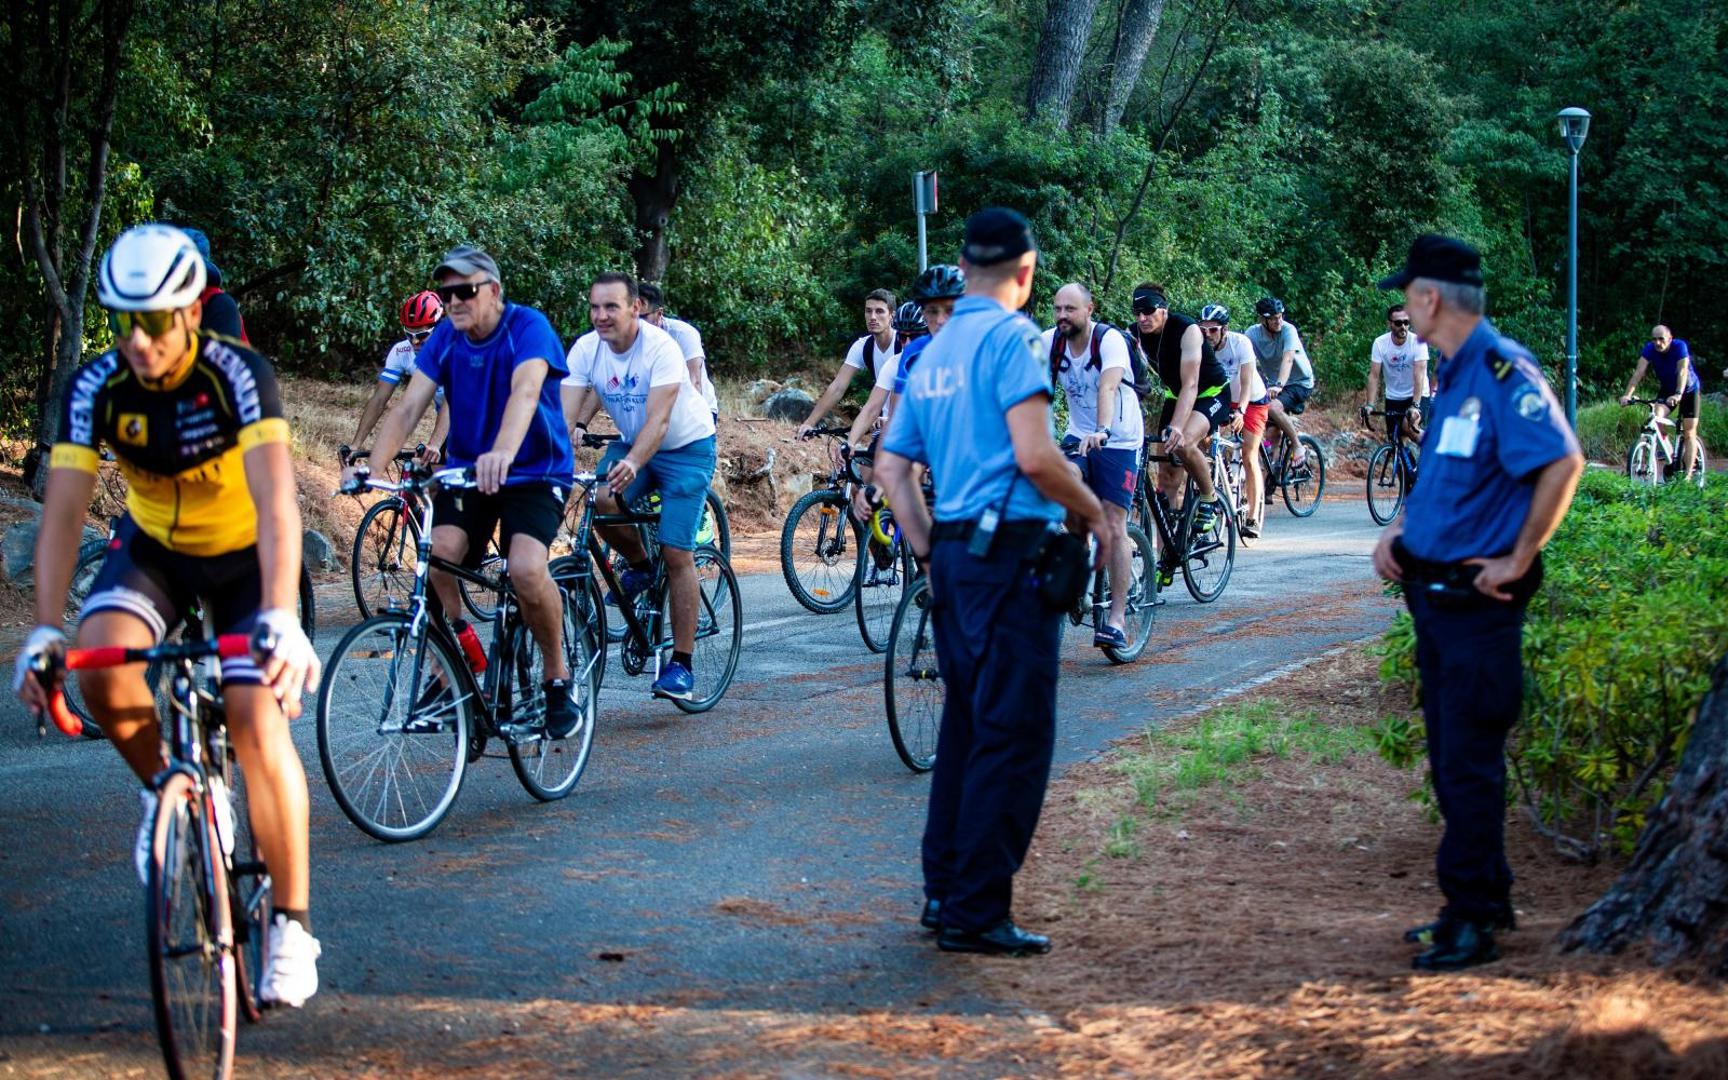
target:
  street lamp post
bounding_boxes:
[1558,106,1591,427]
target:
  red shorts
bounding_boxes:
[1242,402,1269,436]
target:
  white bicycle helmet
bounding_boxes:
[97,224,206,311]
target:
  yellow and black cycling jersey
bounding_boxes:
[51,332,290,556]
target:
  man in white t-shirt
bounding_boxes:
[345,290,449,465]
[1362,302,1431,444]
[1198,303,1270,540]
[797,289,900,438]
[1046,282,1143,651]
[638,283,718,421]
[563,272,718,703]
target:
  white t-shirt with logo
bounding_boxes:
[661,316,717,416]
[564,322,716,451]
[1216,330,1266,403]
[842,333,900,379]
[1371,331,1430,401]
[1041,325,1144,451]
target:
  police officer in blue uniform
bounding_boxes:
[875,208,1112,957]
[1372,235,1584,971]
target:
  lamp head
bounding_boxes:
[1558,107,1591,153]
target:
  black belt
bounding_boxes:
[1393,537,1544,606]
[931,519,1051,546]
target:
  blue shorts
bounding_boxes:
[600,435,718,551]
[1066,446,1139,510]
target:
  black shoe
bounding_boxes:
[1403,909,1516,944]
[937,919,1051,956]
[920,899,942,932]
[1410,919,1500,972]
[543,679,581,740]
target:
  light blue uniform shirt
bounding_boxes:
[881,295,1062,524]
[1401,319,1579,563]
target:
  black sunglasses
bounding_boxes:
[1390,319,1411,327]
[434,282,489,304]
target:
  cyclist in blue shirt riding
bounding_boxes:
[1620,325,1703,478]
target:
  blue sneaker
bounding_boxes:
[605,567,654,608]
[652,661,695,701]
[1093,624,1129,651]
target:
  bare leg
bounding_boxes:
[1103,502,1130,629]
[428,524,470,621]
[508,534,568,681]
[226,685,311,910]
[664,546,698,654]
[1268,399,1302,463]
[1242,428,1265,526]
[1681,417,1701,475]
[77,612,164,784]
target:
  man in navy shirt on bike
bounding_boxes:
[1620,325,1703,478]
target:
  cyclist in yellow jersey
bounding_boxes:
[12,224,323,1007]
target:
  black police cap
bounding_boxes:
[1377,234,1485,290]
[961,207,1038,267]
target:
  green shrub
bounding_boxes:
[1574,396,1728,465]
[1375,469,1728,857]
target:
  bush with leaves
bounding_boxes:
[1376,469,1728,859]
[1573,397,1728,466]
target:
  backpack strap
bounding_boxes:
[1088,323,1107,370]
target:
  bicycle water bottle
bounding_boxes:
[452,618,487,674]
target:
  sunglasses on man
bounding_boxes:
[434,281,490,304]
[407,328,433,344]
[1390,318,1411,327]
[108,309,180,339]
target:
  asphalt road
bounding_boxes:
[0,496,1396,1077]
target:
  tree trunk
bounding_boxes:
[1026,0,1104,130]
[627,140,680,284]
[1092,0,1167,136]
[1559,653,1728,973]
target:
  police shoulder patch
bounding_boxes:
[1513,383,1549,421]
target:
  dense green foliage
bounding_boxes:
[6,0,1725,430]
[1376,470,1728,858]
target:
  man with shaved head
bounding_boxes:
[1043,282,1144,651]
[1621,324,1703,480]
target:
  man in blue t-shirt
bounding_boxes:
[1620,325,1703,478]
[877,210,1110,959]
[361,245,582,738]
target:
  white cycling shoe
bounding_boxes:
[261,915,322,1008]
[134,788,159,885]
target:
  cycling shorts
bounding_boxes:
[1671,388,1700,420]
[434,481,566,554]
[1275,383,1313,415]
[79,516,265,687]
[1065,446,1138,510]
[1158,393,1228,437]
[1242,402,1269,437]
[599,435,718,551]
[1384,397,1414,441]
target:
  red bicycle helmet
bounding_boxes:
[399,290,444,330]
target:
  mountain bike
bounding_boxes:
[1625,398,1709,488]
[598,486,731,645]
[347,447,504,621]
[1364,408,1421,525]
[885,574,941,773]
[35,631,274,1080]
[318,466,599,842]
[1133,442,1237,604]
[781,426,865,613]
[1259,424,1327,516]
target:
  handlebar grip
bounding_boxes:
[64,646,130,671]
[219,634,253,659]
[45,691,81,737]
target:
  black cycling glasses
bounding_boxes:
[107,309,178,339]
[434,282,489,304]
[1390,318,1411,327]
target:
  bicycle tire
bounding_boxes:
[853,532,907,654]
[885,576,941,773]
[458,538,506,622]
[1689,444,1710,489]
[1182,481,1237,604]
[221,763,270,1025]
[147,770,237,1080]
[672,546,742,713]
[779,489,859,613]
[62,539,111,739]
[351,498,420,619]
[551,555,608,691]
[1101,525,1157,665]
[317,615,471,842]
[1627,440,1659,485]
[297,563,317,645]
[504,586,597,801]
[704,489,732,563]
[1366,443,1402,526]
[1282,434,1326,517]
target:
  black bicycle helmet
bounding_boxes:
[1254,296,1285,317]
[911,263,966,302]
[1198,302,1230,325]
[893,300,927,334]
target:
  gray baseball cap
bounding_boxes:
[434,244,501,283]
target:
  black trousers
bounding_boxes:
[921,537,1061,932]
[1406,587,1527,924]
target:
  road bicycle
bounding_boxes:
[1625,398,1709,488]
[1364,408,1421,525]
[561,432,743,713]
[1259,423,1327,516]
[884,574,941,773]
[780,426,866,613]
[1059,441,1159,661]
[318,466,600,842]
[1133,442,1237,604]
[35,631,274,1080]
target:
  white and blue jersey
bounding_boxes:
[1400,319,1579,564]
[882,295,1061,525]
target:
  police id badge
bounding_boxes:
[1436,396,1481,458]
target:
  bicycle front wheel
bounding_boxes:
[317,615,471,842]
[886,577,942,773]
[780,489,859,613]
[351,498,420,619]
[673,546,742,714]
[853,535,908,654]
[1102,525,1157,665]
[1182,486,1237,604]
[1282,434,1326,517]
[1366,444,1402,526]
[147,771,237,1080]
[1627,440,1659,485]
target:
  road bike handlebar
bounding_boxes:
[32,634,252,737]
[800,426,851,440]
[580,432,622,449]
[339,464,476,497]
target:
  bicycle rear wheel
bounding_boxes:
[458,535,506,622]
[504,584,597,801]
[780,489,859,613]
[853,534,907,654]
[1182,483,1237,604]
[317,615,472,842]
[702,489,732,563]
[1101,525,1157,665]
[1627,440,1659,485]
[147,771,237,1080]
[886,577,942,773]
[673,546,742,713]
[351,498,419,619]
[1366,444,1402,526]
[1282,434,1326,516]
